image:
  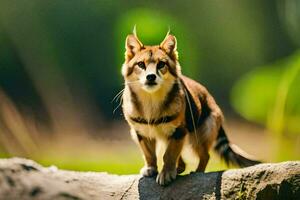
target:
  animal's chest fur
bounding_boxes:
[131,123,177,139]
[122,85,185,139]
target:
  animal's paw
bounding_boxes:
[140,166,158,177]
[156,168,177,186]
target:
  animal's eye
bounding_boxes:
[157,61,166,69]
[137,61,146,69]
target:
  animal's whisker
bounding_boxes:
[113,96,123,114]
[112,88,124,103]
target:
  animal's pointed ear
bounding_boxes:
[125,34,143,61]
[160,34,177,56]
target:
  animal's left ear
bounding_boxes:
[160,34,177,57]
[125,34,143,62]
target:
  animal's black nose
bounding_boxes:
[146,74,156,82]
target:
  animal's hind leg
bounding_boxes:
[193,113,221,172]
[190,132,210,172]
[195,146,210,172]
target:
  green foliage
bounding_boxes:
[278,0,300,47]
[231,52,300,135]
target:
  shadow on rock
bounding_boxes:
[138,171,224,200]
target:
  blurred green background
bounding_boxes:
[0,0,299,174]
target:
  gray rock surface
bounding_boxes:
[0,158,299,200]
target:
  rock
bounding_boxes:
[0,158,299,199]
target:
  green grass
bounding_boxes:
[37,155,143,174]
[32,151,230,175]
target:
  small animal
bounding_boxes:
[121,29,260,186]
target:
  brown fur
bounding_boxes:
[121,31,260,186]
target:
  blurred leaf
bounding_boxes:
[231,51,300,134]
[231,67,282,123]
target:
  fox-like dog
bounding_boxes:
[121,30,260,186]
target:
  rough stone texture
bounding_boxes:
[0,158,299,200]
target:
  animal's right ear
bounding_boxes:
[125,34,143,62]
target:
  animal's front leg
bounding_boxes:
[156,127,185,186]
[135,131,158,177]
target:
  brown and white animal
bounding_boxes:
[121,30,260,186]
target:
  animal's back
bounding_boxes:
[179,75,223,135]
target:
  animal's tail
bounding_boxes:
[214,126,261,167]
